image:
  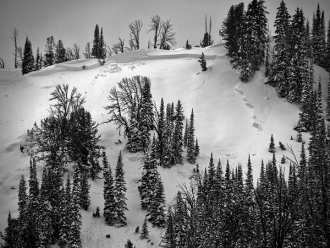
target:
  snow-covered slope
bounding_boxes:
[0,44,329,247]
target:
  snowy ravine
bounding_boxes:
[0,44,328,247]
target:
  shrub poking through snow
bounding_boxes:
[198,52,207,71]
[140,216,149,239]
[269,134,275,153]
[279,142,286,150]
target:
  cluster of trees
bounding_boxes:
[102,151,128,227]
[105,76,199,167]
[220,0,268,82]
[18,33,82,75]
[0,84,107,247]
[200,16,214,48]
[138,144,166,228]
[0,158,87,247]
[91,24,106,59]
[160,112,330,248]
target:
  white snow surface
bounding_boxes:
[0,44,329,247]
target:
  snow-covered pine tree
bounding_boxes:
[1,212,22,247]
[287,8,309,104]
[185,39,192,49]
[172,100,184,164]
[44,36,55,67]
[269,134,275,153]
[18,175,28,219]
[161,206,175,247]
[80,172,91,210]
[183,118,188,148]
[22,36,34,75]
[158,98,166,166]
[148,173,166,228]
[114,151,128,227]
[187,109,196,164]
[326,20,330,71]
[103,152,116,226]
[327,75,330,121]
[58,180,71,248]
[67,166,82,248]
[125,239,135,248]
[173,191,188,247]
[312,4,326,67]
[55,39,66,64]
[99,27,106,59]
[92,24,100,58]
[198,52,207,71]
[138,152,151,210]
[139,77,153,151]
[269,0,291,94]
[140,216,149,239]
[194,138,200,158]
[34,47,41,71]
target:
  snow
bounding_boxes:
[0,44,329,247]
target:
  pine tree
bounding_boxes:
[161,206,175,248]
[58,184,70,248]
[44,36,55,67]
[125,239,135,248]
[297,131,302,142]
[103,152,116,226]
[187,109,196,164]
[148,174,166,228]
[194,138,200,158]
[269,0,291,95]
[327,75,330,121]
[34,47,41,71]
[139,152,152,210]
[67,166,82,248]
[114,151,128,227]
[18,175,28,218]
[140,216,149,239]
[22,36,34,74]
[183,118,188,148]
[325,20,330,71]
[92,24,100,58]
[99,27,106,59]
[158,98,166,166]
[269,134,275,153]
[185,39,192,49]
[198,52,207,71]
[80,172,91,210]
[55,39,66,63]
[312,4,326,67]
[172,100,184,164]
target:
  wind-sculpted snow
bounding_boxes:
[0,69,24,83]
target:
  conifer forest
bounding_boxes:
[1,0,330,247]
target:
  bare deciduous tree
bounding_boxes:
[84,42,91,59]
[72,43,80,60]
[128,20,143,50]
[112,38,125,54]
[10,28,18,68]
[65,48,74,61]
[159,20,176,49]
[147,15,162,48]
[17,46,23,68]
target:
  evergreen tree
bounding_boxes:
[269,0,291,95]
[194,138,200,158]
[140,216,149,239]
[172,100,184,164]
[138,152,152,210]
[92,24,100,58]
[80,172,91,210]
[269,134,275,153]
[99,27,106,59]
[67,166,82,248]
[158,98,166,166]
[44,36,55,67]
[148,174,166,228]
[161,206,175,248]
[18,175,28,218]
[183,118,188,148]
[34,47,41,71]
[187,109,196,164]
[327,75,330,121]
[1,212,21,247]
[103,152,116,226]
[185,39,192,49]
[198,52,207,71]
[125,239,135,248]
[58,180,71,248]
[326,20,330,71]
[114,151,128,227]
[22,36,34,74]
[55,39,66,63]
[312,4,326,67]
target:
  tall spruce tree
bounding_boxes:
[269,0,291,96]
[114,151,128,227]
[44,36,55,67]
[80,172,91,210]
[22,36,34,74]
[55,39,66,63]
[99,27,106,59]
[103,152,116,226]
[92,24,100,58]
[187,109,196,164]
[172,100,184,164]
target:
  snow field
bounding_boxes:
[0,44,329,247]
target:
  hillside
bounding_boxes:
[0,44,329,247]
